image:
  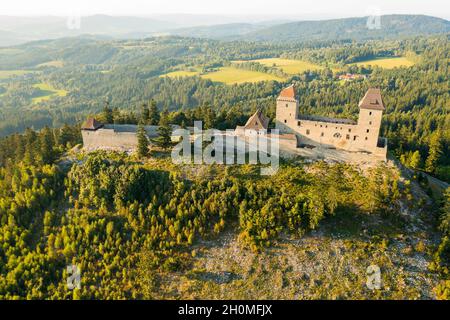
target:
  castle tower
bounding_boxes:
[357,88,385,151]
[275,85,298,133]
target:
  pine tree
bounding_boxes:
[425,132,442,174]
[137,123,149,158]
[141,103,150,125]
[39,126,55,164]
[103,101,114,124]
[148,100,159,125]
[409,150,422,169]
[152,112,173,151]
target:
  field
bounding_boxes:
[31,83,68,103]
[0,70,36,79]
[351,57,415,69]
[236,58,325,74]
[36,60,64,68]
[200,67,285,84]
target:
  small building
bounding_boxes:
[235,109,270,135]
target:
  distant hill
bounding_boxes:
[167,23,266,40]
[0,14,448,46]
[239,15,450,42]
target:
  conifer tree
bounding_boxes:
[137,123,149,158]
[425,133,442,174]
[148,99,160,125]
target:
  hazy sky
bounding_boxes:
[2,0,449,19]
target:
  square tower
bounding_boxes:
[357,88,385,151]
[276,85,298,133]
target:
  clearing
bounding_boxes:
[236,58,325,74]
[0,70,36,80]
[32,83,68,104]
[200,67,284,84]
[350,57,415,69]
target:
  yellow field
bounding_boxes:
[161,70,200,78]
[236,58,324,74]
[351,57,415,69]
[0,70,36,79]
[36,60,64,68]
[200,67,284,84]
[32,83,68,103]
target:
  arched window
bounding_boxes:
[333,133,341,138]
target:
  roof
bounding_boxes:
[358,88,385,111]
[244,109,270,130]
[278,85,296,100]
[81,118,104,130]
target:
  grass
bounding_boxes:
[36,60,64,68]
[248,58,325,74]
[31,83,68,104]
[0,70,36,79]
[200,67,284,84]
[351,57,415,69]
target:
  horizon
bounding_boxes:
[1,0,449,21]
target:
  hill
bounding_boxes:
[240,15,450,42]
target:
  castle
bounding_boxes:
[236,85,387,160]
[81,86,387,161]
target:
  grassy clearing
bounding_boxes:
[351,57,415,69]
[0,70,36,79]
[32,83,68,104]
[200,67,284,84]
[237,58,325,74]
[36,60,64,68]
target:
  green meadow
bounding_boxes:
[32,83,68,104]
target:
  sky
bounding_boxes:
[1,0,449,20]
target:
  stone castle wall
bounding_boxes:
[275,96,387,159]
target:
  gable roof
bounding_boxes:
[81,118,104,130]
[358,88,385,111]
[278,85,296,100]
[244,109,270,130]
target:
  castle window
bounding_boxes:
[286,104,288,107]
[297,121,301,126]
[320,125,322,128]
[346,134,350,140]
[369,111,372,115]
[306,129,310,135]
[333,133,341,138]
[284,119,287,123]
[321,132,324,137]
[365,137,368,140]
[325,125,328,128]
[348,128,351,132]
[366,129,369,133]
[369,121,372,125]
[353,135,357,141]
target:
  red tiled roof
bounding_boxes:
[278,85,296,99]
[358,88,385,111]
[81,118,103,130]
